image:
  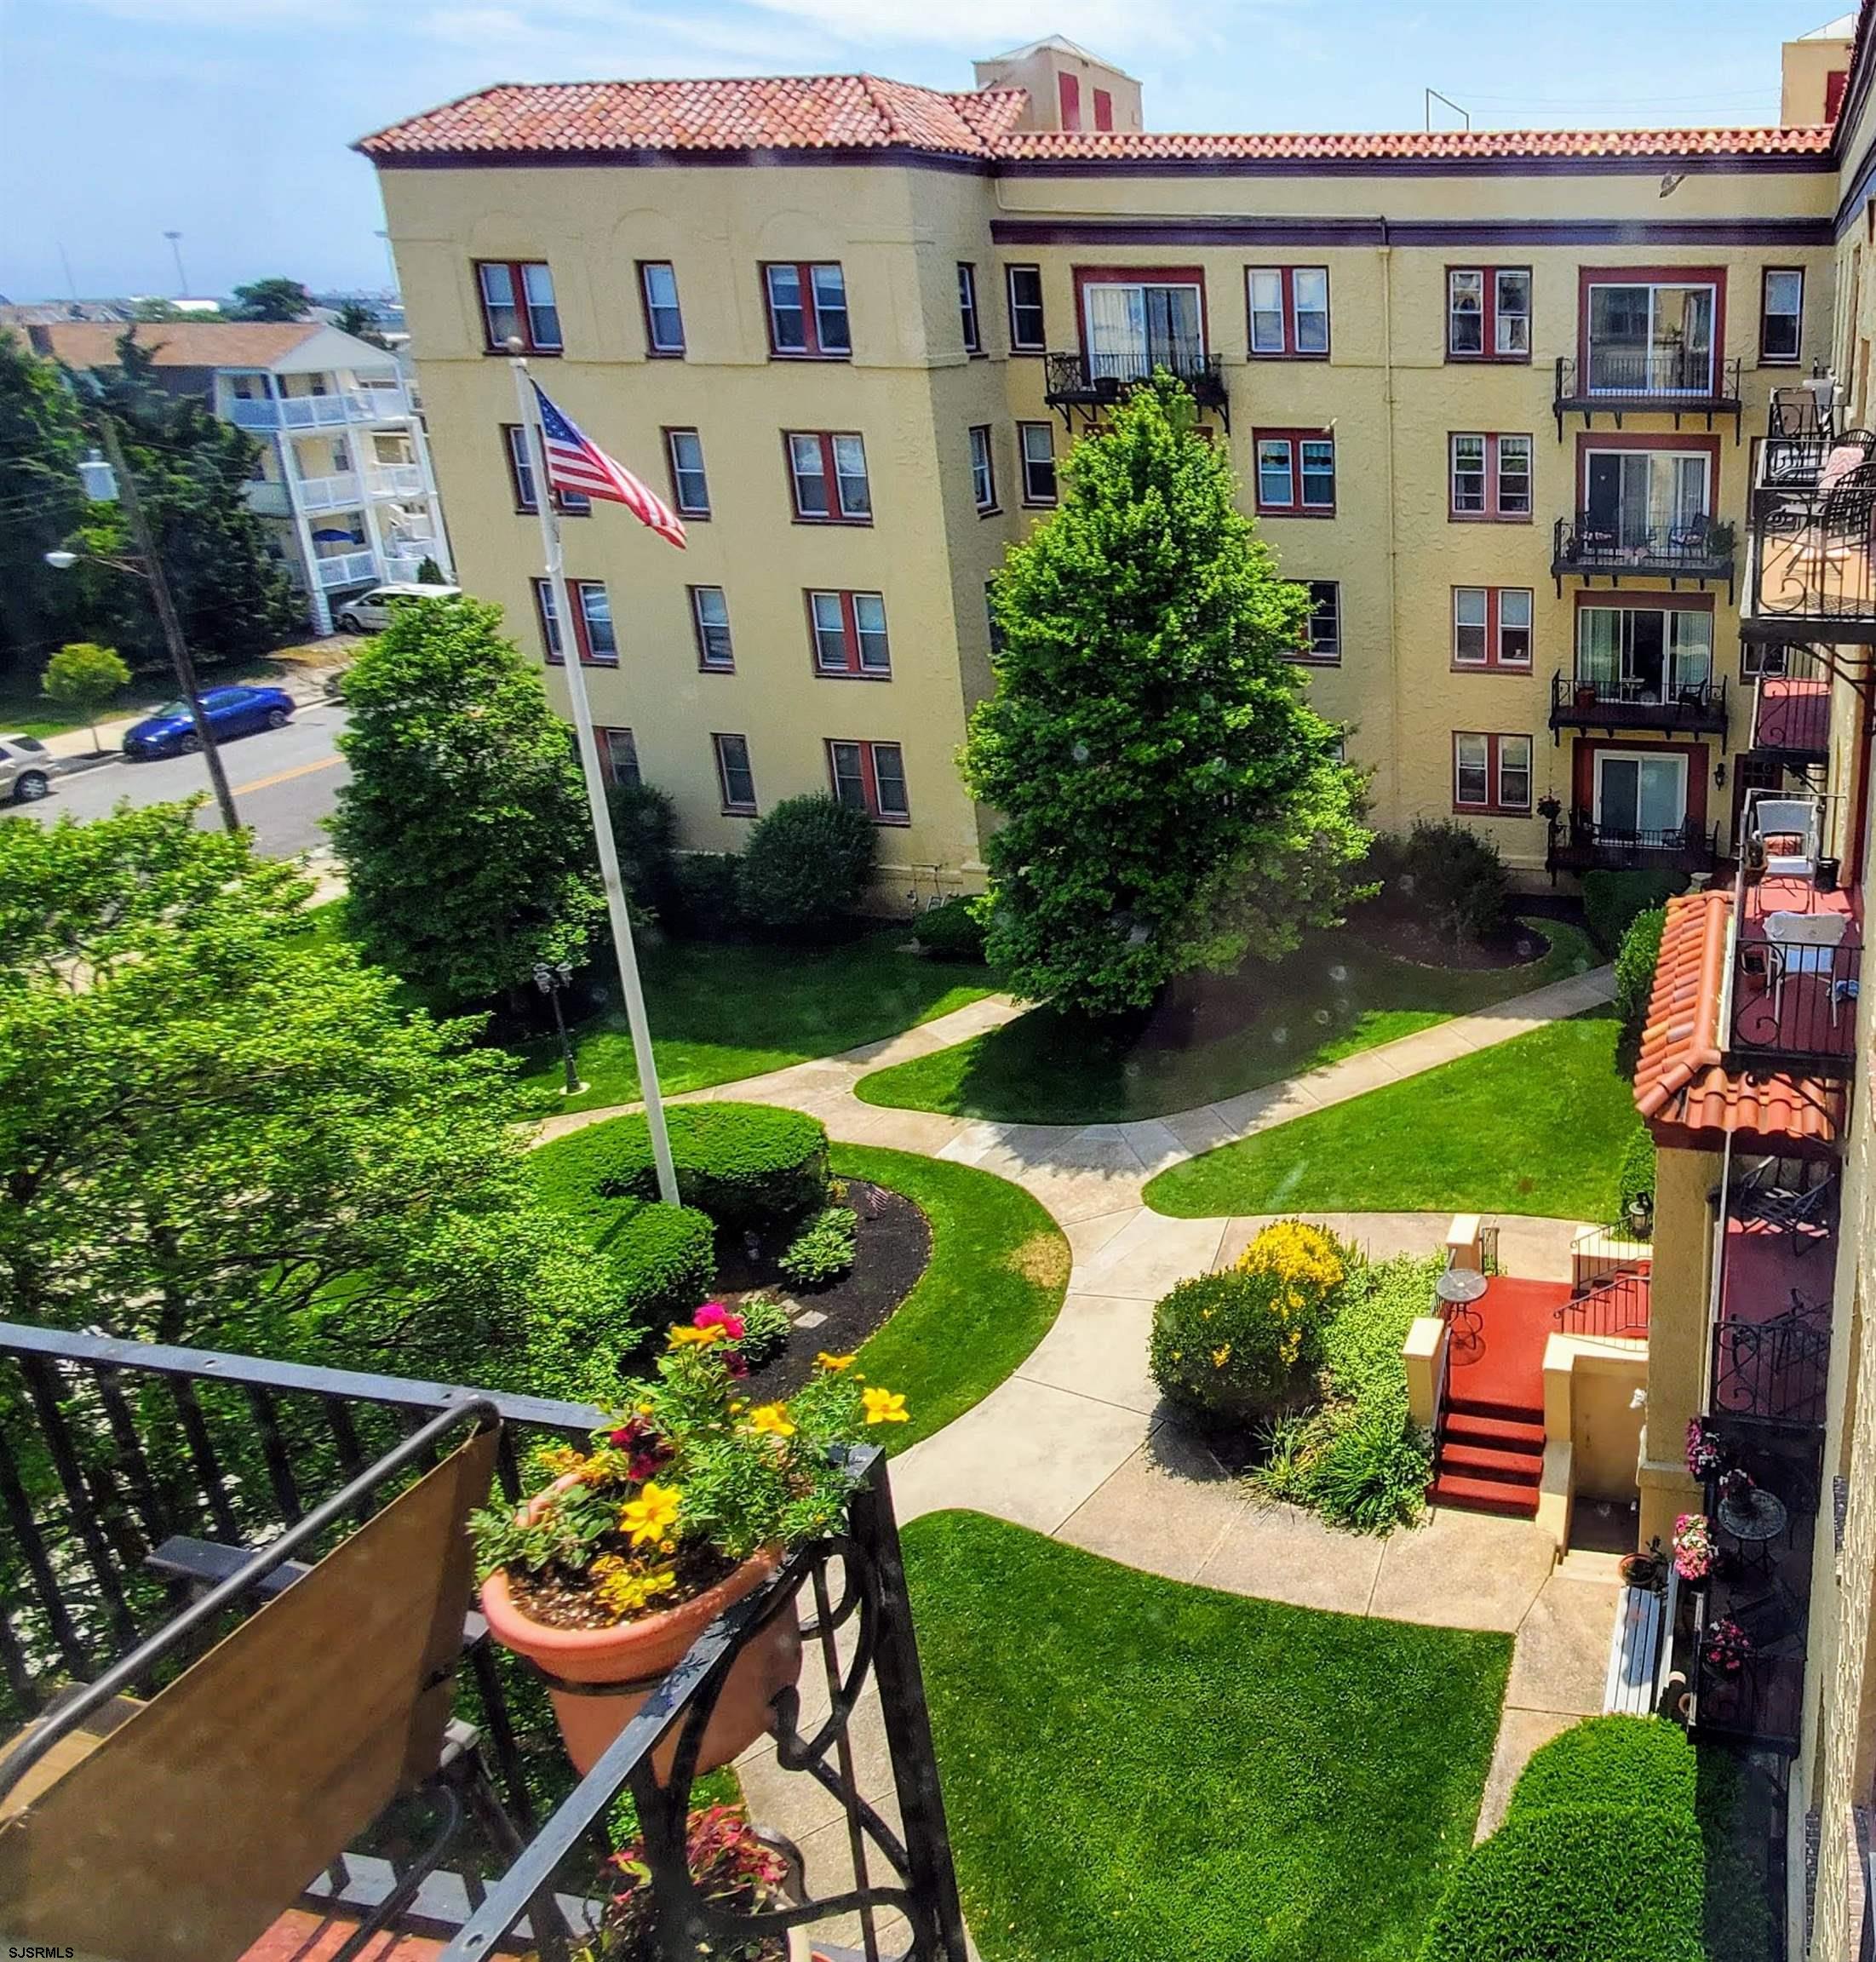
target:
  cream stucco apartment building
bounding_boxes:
[365,28,1853,900]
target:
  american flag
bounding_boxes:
[532,382,686,548]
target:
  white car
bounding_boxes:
[334,582,462,634]
[0,734,52,804]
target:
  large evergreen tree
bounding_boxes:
[330,594,604,1007]
[962,377,1371,1018]
[0,331,88,684]
[229,277,314,322]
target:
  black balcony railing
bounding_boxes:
[1550,514,1735,591]
[1043,349,1230,427]
[1554,352,1742,433]
[1745,453,1876,638]
[0,1321,968,1961]
[1544,810,1720,879]
[1728,923,1862,1076]
[1747,642,1833,759]
[1547,667,1729,737]
[1712,1296,1833,1428]
[1554,1271,1650,1340]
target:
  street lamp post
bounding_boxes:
[45,416,241,834]
[532,960,582,1096]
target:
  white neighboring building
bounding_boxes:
[30,319,453,634]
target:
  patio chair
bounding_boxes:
[1753,798,1821,878]
[0,1419,514,1961]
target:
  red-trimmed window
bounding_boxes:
[1447,267,1530,361]
[958,264,982,354]
[1093,87,1114,130]
[763,262,850,358]
[597,727,640,786]
[1291,580,1340,663]
[713,733,757,814]
[1450,433,1532,520]
[1452,587,1534,669]
[828,738,909,823]
[1248,267,1329,358]
[1453,732,1533,814]
[808,590,890,676]
[786,431,869,522]
[1760,268,1804,365]
[639,261,684,356]
[1254,430,1335,515]
[664,427,710,517]
[533,578,617,665]
[502,424,588,515]
[968,425,997,512]
[1018,422,1057,504]
[1007,265,1046,351]
[1058,72,1081,129]
[690,586,733,670]
[475,261,561,353]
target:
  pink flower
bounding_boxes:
[694,1303,747,1341]
[725,1351,749,1380]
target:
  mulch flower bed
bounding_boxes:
[1354,916,1552,972]
[711,1178,932,1396]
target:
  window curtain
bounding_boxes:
[1578,610,1621,692]
[1084,284,1145,380]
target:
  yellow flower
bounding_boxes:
[817,1351,857,1372]
[667,1323,722,1349]
[1211,1344,1231,1369]
[618,1480,682,1546]
[594,1564,679,1617]
[746,1403,796,1439]
[863,1386,909,1426]
[537,1443,584,1478]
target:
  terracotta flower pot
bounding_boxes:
[480,1478,802,1779]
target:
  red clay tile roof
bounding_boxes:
[1633,891,1844,1154]
[357,77,1833,166]
[358,77,1028,160]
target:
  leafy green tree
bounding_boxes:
[962,377,1371,1017]
[0,802,622,1390]
[60,333,303,668]
[41,640,130,749]
[335,300,388,348]
[229,277,313,322]
[130,297,213,323]
[0,331,88,683]
[330,594,604,1007]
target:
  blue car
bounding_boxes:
[123,686,295,759]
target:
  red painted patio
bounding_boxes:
[1431,1277,1573,1518]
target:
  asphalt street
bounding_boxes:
[3,701,350,859]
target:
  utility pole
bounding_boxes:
[95,415,241,833]
[164,230,188,297]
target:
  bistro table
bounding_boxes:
[1718,1485,1789,1578]
[1435,1265,1489,1356]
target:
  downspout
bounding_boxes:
[1379,220,1403,816]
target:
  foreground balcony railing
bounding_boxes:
[1745,448,1876,641]
[1546,667,1729,738]
[0,1320,967,1961]
[226,386,415,433]
[1554,353,1742,433]
[1747,643,1833,760]
[1544,811,1719,879]
[1043,349,1230,427]
[1550,513,1735,592]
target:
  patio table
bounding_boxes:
[1718,1486,1788,1578]
[1435,1265,1488,1355]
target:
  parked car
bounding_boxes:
[334,583,462,634]
[0,733,52,803]
[123,686,295,760]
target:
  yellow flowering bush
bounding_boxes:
[1148,1220,1349,1426]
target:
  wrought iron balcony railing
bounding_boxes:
[1745,450,1876,640]
[1554,353,1742,433]
[0,1320,967,1961]
[1042,349,1230,427]
[1544,812,1720,879]
[1554,1272,1650,1340]
[1547,667,1729,738]
[1550,513,1735,591]
[1747,642,1833,760]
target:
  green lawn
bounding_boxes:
[901,1512,1511,1962]
[835,1144,1068,1452]
[1144,1011,1632,1221]
[513,932,998,1112]
[852,916,1594,1126]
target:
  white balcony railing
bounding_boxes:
[364,462,425,498]
[295,472,362,513]
[243,480,290,518]
[221,385,412,433]
[314,548,377,591]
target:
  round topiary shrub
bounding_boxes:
[913,895,989,964]
[1148,1220,1347,1425]
[736,794,877,934]
[604,1202,716,1326]
[534,1103,831,1236]
[1508,1716,1695,1820]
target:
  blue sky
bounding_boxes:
[0,0,1849,301]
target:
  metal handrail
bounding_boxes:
[1555,352,1742,402]
[1552,513,1735,576]
[0,1396,498,1808]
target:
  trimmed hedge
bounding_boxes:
[1615,904,1667,1070]
[736,794,876,933]
[913,896,989,964]
[1510,1715,1695,1818]
[1618,1124,1656,1230]
[605,1203,717,1324]
[1585,869,1684,956]
[1418,1803,1704,1962]
[533,1102,830,1235]
[1367,821,1509,945]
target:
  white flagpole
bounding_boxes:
[511,348,681,1210]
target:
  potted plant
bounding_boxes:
[586,1804,812,1961]
[473,1324,908,1777]
[1574,680,1599,712]
[1618,1536,1666,1591]
[1672,1512,1715,1591]
[1720,1466,1756,1509]
[1702,1616,1754,1677]
[1685,1417,1726,1483]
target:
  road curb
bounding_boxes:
[53,753,120,779]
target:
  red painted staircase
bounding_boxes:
[1430,1399,1545,1517]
